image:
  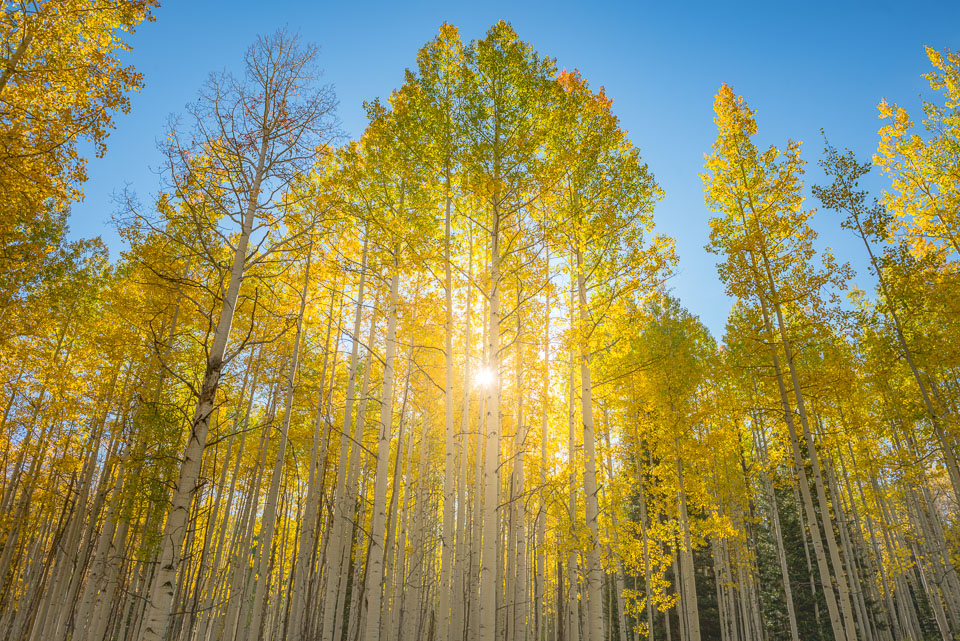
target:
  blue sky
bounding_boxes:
[71,0,960,336]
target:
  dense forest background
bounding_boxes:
[1,3,959,641]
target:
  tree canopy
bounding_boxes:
[1,13,959,641]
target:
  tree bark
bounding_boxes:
[361,262,402,641]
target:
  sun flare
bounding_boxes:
[474,367,495,388]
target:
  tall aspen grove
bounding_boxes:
[3,4,960,641]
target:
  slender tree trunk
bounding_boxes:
[223,386,277,641]
[478,200,502,641]
[470,299,489,641]
[453,225,474,641]
[380,359,413,641]
[291,278,339,641]
[574,248,606,641]
[440,170,456,641]
[321,232,370,641]
[744,244,849,641]
[766,289,859,641]
[536,262,550,641]
[140,126,270,641]
[675,439,701,641]
[601,406,631,641]
[512,304,528,641]
[855,217,960,505]
[567,279,581,641]
[249,245,313,639]
[361,262,402,641]
[750,410,800,641]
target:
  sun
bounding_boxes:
[474,367,495,388]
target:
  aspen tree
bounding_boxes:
[0,0,156,313]
[459,23,555,641]
[551,67,672,641]
[9,22,960,641]
[702,84,857,641]
[874,47,960,261]
[407,26,465,639]
[814,143,960,505]
[320,221,370,641]
[248,242,313,640]
[350,88,433,641]
[140,31,337,641]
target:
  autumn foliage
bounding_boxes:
[1,11,959,641]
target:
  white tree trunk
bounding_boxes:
[320,233,369,641]
[140,174,261,641]
[567,287,581,641]
[248,246,312,639]
[478,206,501,641]
[361,264,402,641]
[574,254,604,641]
[440,184,456,641]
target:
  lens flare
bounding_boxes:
[474,367,495,388]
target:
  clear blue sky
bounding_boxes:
[71,0,960,336]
